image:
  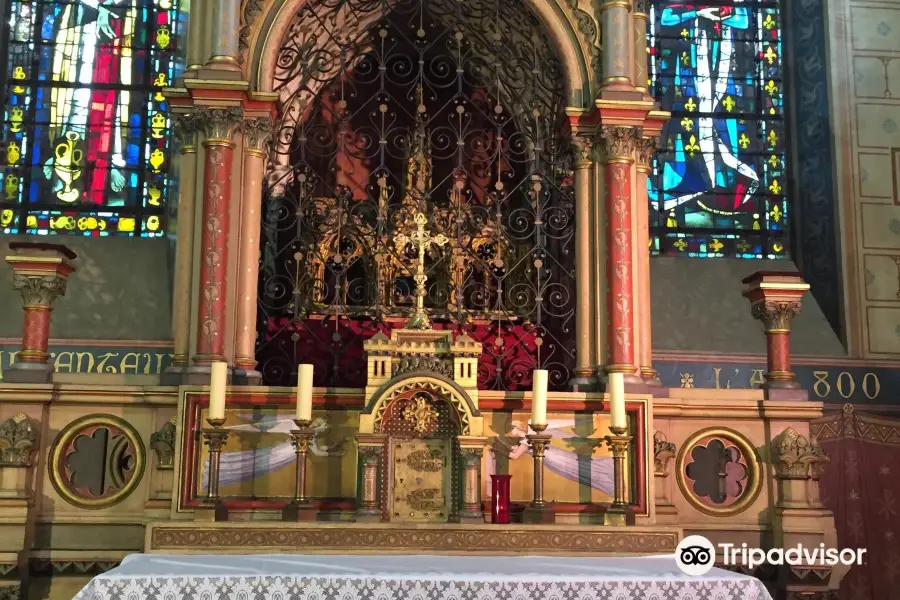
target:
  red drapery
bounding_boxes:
[814,406,900,600]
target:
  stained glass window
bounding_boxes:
[0,0,183,237]
[648,1,788,258]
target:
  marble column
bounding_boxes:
[599,0,635,92]
[598,126,641,381]
[632,0,651,96]
[233,117,273,384]
[164,113,200,383]
[635,136,659,384]
[191,107,242,373]
[205,0,242,71]
[4,244,76,383]
[570,133,597,391]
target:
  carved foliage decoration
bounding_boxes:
[773,427,828,480]
[393,357,453,379]
[194,107,243,142]
[750,300,802,332]
[12,274,68,307]
[49,414,146,509]
[149,417,176,470]
[598,126,642,162]
[653,430,676,477]
[238,0,265,64]
[0,413,37,466]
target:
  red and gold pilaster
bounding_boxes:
[598,125,642,381]
[742,271,810,399]
[192,107,242,368]
[4,243,76,383]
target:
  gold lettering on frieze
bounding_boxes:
[749,368,766,389]
[812,370,830,398]
[713,367,741,390]
[0,348,171,379]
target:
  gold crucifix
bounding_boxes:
[395,212,448,329]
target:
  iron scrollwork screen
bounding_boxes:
[257,0,577,391]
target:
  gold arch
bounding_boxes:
[246,0,594,107]
[363,375,483,437]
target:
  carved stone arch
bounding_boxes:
[246,0,594,107]
[361,372,483,437]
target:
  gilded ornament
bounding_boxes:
[402,395,440,434]
[653,430,676,476]
[242,116,275,153]
[195,107,243,142]
[173,112,200,149]
[238,0,265,65]
[404,448,444,472]
[0,413,37,467]
[149,417,177,469]
[406,488,445,511]
[636,136,659,169]
[393,357,453,378]
[773,427,828,480]
[571,133,595,167]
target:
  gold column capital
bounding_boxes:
[635,135,659,172]
[173,112,201,153]
[571,133,596,169]
[196,107,243,144]
[632,0,650,16]
[242,116,275,156]
[597,125,642,164]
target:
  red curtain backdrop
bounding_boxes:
[814,406,900,600]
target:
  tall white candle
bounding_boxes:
[208,362,227,422]
[608,372,627,430]
[296,364,314,422]
[531,369,548,427]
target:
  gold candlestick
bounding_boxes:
[603,425,632,526]
[522,422,555,524]
[196,417,229,522]
[284,418,316,521]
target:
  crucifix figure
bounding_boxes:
[395,212,448,329]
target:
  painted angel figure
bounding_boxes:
[44,0,136,205]
[651,3,761,215]
[201,417,345,489]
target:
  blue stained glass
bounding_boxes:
[1,0,184,238]
[648,1,788,259]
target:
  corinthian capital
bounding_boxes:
[571,133,595,168]
[13,274,68,307]
[173,112,200,149]
[597,126,642,163]
[633,0,651,15]
[196,107,243,142]
[635,135,659,169]
[750,300,802,332]
[242,117,275,154]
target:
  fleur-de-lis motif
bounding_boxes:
[684,97,697,112]
[684,135,701,156]
[710,238,724,252]
[770,204,782,223]
[680,117,694,131]
[722,96,736,112]
[737,240,751,253]
[768,154,781,168]
[767,130,778,147]
[674,239,688,252]
[769,179,781,195]
[738,133,750,150]
[764,46,778,65]
[681,28,690,38]
[764,80,778,95]
[681,51,691,66]
[763,14,775,30]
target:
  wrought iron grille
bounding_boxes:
[257,0,577,391]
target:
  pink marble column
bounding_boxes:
[191,107,242,373]
[233,117,273,384]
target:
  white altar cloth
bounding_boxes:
[73,553,771,600]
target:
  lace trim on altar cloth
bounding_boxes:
[74,576,772,600]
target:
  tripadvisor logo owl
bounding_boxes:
[675,535,867,576]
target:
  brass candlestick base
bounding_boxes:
[196,417,229,522]
[523,422,555,524]
[602,425,631,527]
[283,418,316,522]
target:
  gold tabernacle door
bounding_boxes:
[391,438,450,522]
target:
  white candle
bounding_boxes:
[531,369,548,427]
[296,364,314,422]
[608,372,627,430]
[208,362,227,422]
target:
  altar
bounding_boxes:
[73,552,771,600]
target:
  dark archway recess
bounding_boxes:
[256,0,578,391]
